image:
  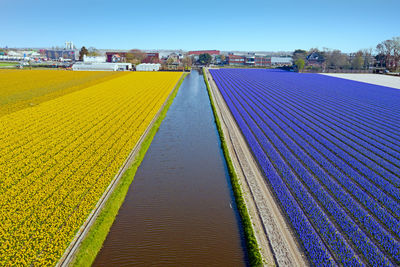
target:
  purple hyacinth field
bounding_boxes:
[210,68,400,266]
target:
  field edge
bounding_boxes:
[202,68,263,266]
[60,72,187,267]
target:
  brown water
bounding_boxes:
[93,70,247,266]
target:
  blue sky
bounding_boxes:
[1,0,398,52]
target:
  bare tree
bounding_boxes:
[362,48,373,69]
[376,43,385,67]
[325,49,348,69]
[126,49,146,65]
[87,47,99,57]
[181,56,192,69]
[392,36,400,71]
[384,39,395,69]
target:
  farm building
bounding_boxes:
[188,50,220,56]
[72,62,132,71]
[136,63,161,71]
[271,57,293,66]
[83,55,106,63]
[106,52,160,63]
[45,49,77,61]
[189,50,220,62]
[227,54,272,67]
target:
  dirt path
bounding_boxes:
[205,68,308,266]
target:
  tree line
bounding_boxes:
[294,36,400,72]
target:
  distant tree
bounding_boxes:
[392,36,400,71]
[199,53,212,65]
[325,49,348,69]
[181,56,192,69]
[383,39,394,70]
[220,54,226,62]
[87,47,100,57]
[375,36,400,70]
[362,48,373,69]
[79,46,88,61]
[376,43,385,67]
[351,51,364,69]
[126,49,146,64]
[166,57,174,65]
[295,58,305,72]
[375,53,385,68]
[292,49,307,62]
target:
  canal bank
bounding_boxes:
[204,68,308,266]
[65,73,187,267]
[92,70,248,266]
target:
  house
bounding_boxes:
[306,51,325,67]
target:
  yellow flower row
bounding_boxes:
[0,69,123,117]
[0,71,182,265]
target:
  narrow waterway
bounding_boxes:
[93,70,247,266]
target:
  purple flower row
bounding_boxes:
[210,68,400,266]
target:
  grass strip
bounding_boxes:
[0,62,19,66]
[202,68,263,266]
[70,72,188,267]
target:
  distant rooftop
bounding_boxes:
[188,50,220,55]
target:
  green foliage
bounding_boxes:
[0,62,19,66]
[351,52,364,70]
[292,49,307,62]
[295,58,305,72]
[70,73,188,267]
[203,68,263,267]
[199,53,212,65]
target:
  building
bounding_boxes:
[45,50,76,61]
[65,41,74,50]
[228,54,245,66]
[188,50,220,62]
[83,55,106,63]
[306,51,324,67]
[142,53,160,63]
[136,63,161,71]
[0,50,42,61]
[106,52,159,63]
[227,53,272,67]
[271,57,293,66]
[255,55,271,66]
[106,52,127,62]
[72,62,132,71]
[188,50,220,56]
[166,52,180,63]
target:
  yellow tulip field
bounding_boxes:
[0,69,123,117]
[0,71,182,265]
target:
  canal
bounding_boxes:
[93,70,247,266]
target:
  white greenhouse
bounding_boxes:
[72,62,132,71]
[136,63,161,71]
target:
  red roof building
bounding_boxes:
[188,50,220,56]
[142,53,160,63]
[228,55,245,65]
[106,52,159,63]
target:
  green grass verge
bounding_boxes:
[203,68,263,266]
[0,62,19,66]
[70,73,188,267]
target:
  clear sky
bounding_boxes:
[1,0,398,52]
